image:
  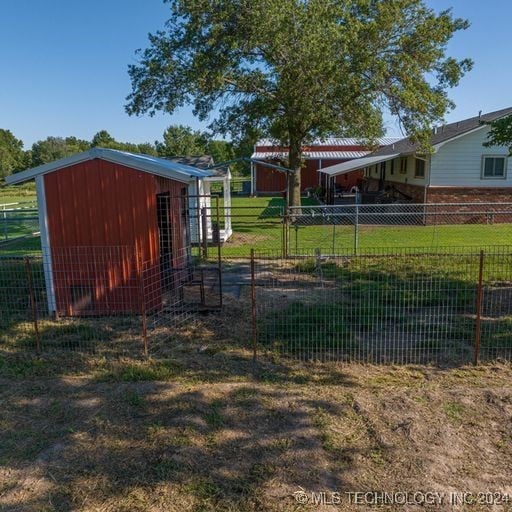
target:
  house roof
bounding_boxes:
[165,155,230,178]
[320,107,512,177]
[371,106,512,157]
[165,155,214,170]
[5,148,214,186]
[251,150,370,160]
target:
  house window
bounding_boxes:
[390,160,394,175]
[400,158,407,174]
[414,158,426,179]
[482,156,507,179]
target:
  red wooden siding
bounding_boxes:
[255,159,363,193]
[255,164,287,193]
[44,159,189,316]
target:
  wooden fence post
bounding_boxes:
[25,256,41,353]
[473,250,485,366]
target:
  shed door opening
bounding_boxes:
[157,192,173,271]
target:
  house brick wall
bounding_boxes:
[426,187,512,204]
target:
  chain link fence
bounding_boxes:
[251,247,512,364]
[287,203,512,256]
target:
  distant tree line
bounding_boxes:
[0,125,256,182]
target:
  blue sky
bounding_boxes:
[0,0,510,148]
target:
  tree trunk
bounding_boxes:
[287,138,302,211]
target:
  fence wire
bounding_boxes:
[252,248,512,364]
[287,203,512,256]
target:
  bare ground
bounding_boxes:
[1,292,512,511]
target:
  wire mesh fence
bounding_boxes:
[251,247,512,364]
[0,247,223,357]
[0,191,225,357]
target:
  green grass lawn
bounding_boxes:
[2,195,512,258]
[0,185,37,206]
[258,252,512,361]
[222,196,512,257]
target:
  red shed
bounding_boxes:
[6,148,215,316]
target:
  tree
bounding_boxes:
[31,136,88,167]
[484,115,512,155]
[91,130,117,148]
[126,0,472,207]
[156,125,208,157]
[0,129,25,179]
[206,140,235,166]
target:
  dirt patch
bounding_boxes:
[223,232,273,248]
[1,363,512,511]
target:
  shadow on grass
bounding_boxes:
[0,363,375,511]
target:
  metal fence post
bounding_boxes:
[137,251,149,357]
[201,206,208,259]
[250,248,257,362]
[3,207,7,241]
[354,204,359,255]
[282,205,289,258]
[473,250,485,366]
[25,256,41,353]
[215,196,223,308]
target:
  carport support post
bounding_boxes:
[473,250,485,366]
[250,248,257,362]
[25,256,41,353]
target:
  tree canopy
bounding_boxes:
[125,0,472,206]
[0,125,246,183]
[156,125,208,157]
[0,129,25,179]
[484,115,512,155]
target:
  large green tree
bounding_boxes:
[31,136,90,166]
[126,0,472,207]
[156,124,208,157]
[484,115,512,155]
[0,129,25,179]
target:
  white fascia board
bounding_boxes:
[5,151,96,185]
[35,175,56,314]
[6,148,207,186]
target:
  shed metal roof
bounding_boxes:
[5,148,214,186]
[256,137,401,147]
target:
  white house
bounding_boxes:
[319,107,512,204]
